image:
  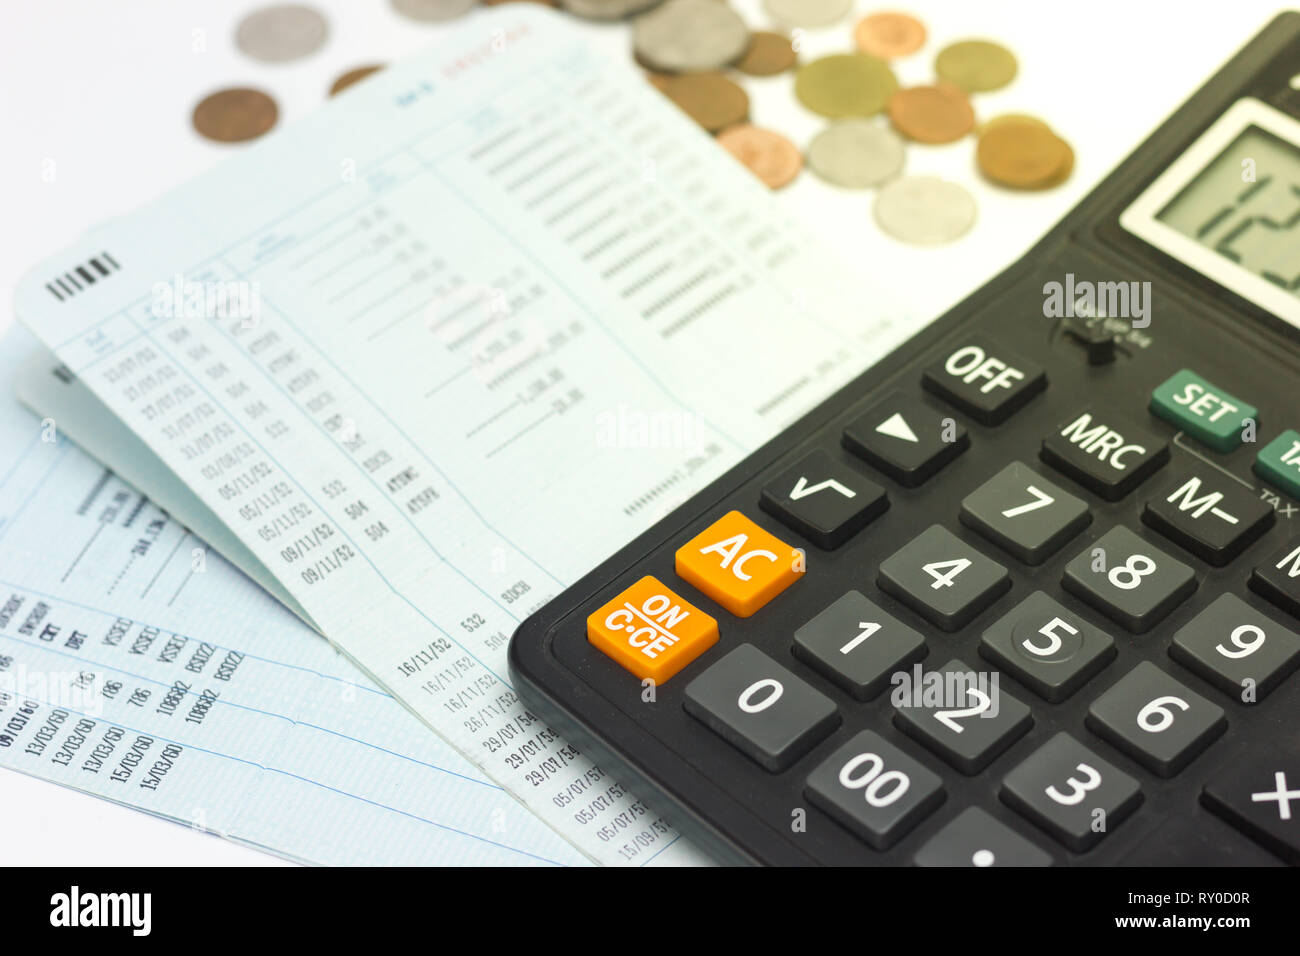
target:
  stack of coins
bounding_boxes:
[192,2,1075,247]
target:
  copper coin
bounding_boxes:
[736,31,797,76]
[716,124,802,189]
[658,72,749,133]
[854,12,926,58]
[329,64,384,97]
[976,115,1073,189]
[887,84,975,144]
[192,88,279,143]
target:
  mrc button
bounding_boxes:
[922,336,1047,425]
[587,576,719,684]
[1040,407,1169,501]
[1150,369,1258,453]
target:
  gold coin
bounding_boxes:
[716,124,802,189]
[935,39,1017,92]
[329,64,384,97]
[192,87,278,143]
[854,12,926,58]
[887,84,974,144]
[976,115,1073,189]
[795,54,898,118]
[736,31,797,76]
[658,72,749,133]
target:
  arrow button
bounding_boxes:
[876,412,919,443]
[844,393,969,488]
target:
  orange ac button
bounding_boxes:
[675,510,803,617]
[587,576,719,684]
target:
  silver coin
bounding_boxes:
[763,0,852,29]
[235,4,328,63]
[808,120,905,189]
[873,176,977,245]
[632,0,750,73]
[390,0,477,23]
[562,0,664,20]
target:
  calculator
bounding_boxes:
[509,12,1300,866]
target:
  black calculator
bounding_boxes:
[510,12,1300,866]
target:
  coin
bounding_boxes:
[485,0,558,5]
[976,115,1073,188]
[763,0,852,29]
[329,65,384,97]
[887,84,974,143]
[659,72,749,132]
[935,39,1018,92]
[717,125,802,189]
[736,31,797,76]
[235,4,328,63]
[854,12,926,58]
[192,88,279,143]
[561,0,660,19]
[390,0,477,22]
[795,54,897,118]
[874,175,976,245]
[632,0,750,73]
[807,120,905,188]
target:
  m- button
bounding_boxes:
[587,576,719,683]
[922,336,1047,425]
[676,511,803,617]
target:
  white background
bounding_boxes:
[0,0,1288,865]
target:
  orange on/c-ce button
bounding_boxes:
[587,576,719,684]
[675,510,803,617]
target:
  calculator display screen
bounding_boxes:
[1120,98,1300,329]
[1156,127,1300,292]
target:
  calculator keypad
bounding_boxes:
[1169,593,1300,701]
[959,461,1091,564]
[979,591,1116,702]
[1061,526,1196,632]
[877,525,1011,631]
[892,659,1033,774]
[804,730,945,849]
[683,644,839,772]
[759,450,888,550]
[1085,662,1226,778]
[1000,732,1143,852]
[792,590,926,701]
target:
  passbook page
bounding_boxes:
[16,6,903,864]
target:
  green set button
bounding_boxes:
[1255,429,1300,498]
[1150,369,1258,452]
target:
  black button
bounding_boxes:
[1040,407,1169,501]
[877,525,1011,631]
[1085,661,1227,778]
[979,591,1116,703]
[960,461,1091,565]
[1250,536,1300,619]
[1061,527,1197,633]
[921,336,1047,425]
[913,807,1052,867]
[842,393,969,488]
[1169,593,1300,702]
[792,590,926,701]
[1000,732,1143,852]
[759,450,888,549]
[892,658,1033,774]
[1142,472,1274,566]
[1202,745,1300,864]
